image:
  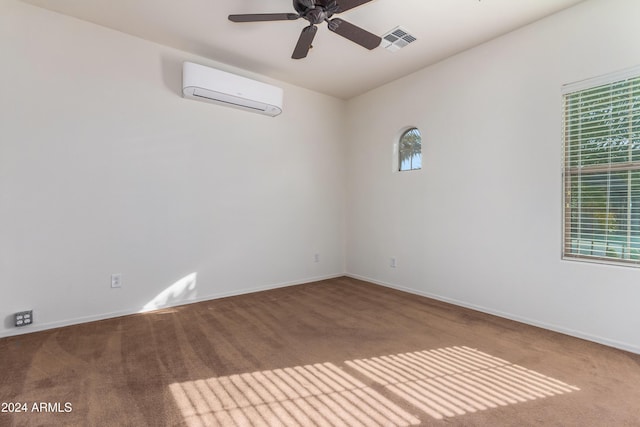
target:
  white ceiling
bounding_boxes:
[20,0,585,99]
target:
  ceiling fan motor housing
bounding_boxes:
[294,0,333,14]
[306,8,330,25]
[295,0,339,24]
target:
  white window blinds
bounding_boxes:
[563,69,640,265]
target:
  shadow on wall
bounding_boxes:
[3,315,16,330]
[140,272,198,313]
[160,55,185,97]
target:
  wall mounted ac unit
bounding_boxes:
[182,62,283,117]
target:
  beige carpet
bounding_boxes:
[1,276,639,426]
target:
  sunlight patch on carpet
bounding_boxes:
[345,346,580,420]
[170,362,420,427]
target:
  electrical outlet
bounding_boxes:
[111,273,122,288]
[390,257,397,268]
[15,310,33,327]
[314,253,320,263]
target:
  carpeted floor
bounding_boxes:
[1,276,639,426]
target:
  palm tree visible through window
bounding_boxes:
[399,128,422,171]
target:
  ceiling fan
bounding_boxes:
[229,0,382,59]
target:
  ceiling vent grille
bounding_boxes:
[381,26,417,52]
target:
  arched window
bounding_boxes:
[398,127,422,171]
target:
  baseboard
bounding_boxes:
[345,273,640,355]
[0,273,345,339]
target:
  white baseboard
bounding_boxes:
[0,273,344,339]
[346,273,640,355]
[7,271,637,356]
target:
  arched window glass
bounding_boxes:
[399,128,422,171]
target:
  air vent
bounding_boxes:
[381,26,417,52]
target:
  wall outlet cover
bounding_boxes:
[15,310,33,327]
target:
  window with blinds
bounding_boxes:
[563,68,640,266]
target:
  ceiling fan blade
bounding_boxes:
[228,13,299,23]
[328,18,381,50]
[292,25,318,59]
[335,0,375,13]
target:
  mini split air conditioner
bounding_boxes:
[182,62,283,117]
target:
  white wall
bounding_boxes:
[345,0,640,354]
[0,0,346,337]
[3,0,639,355]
